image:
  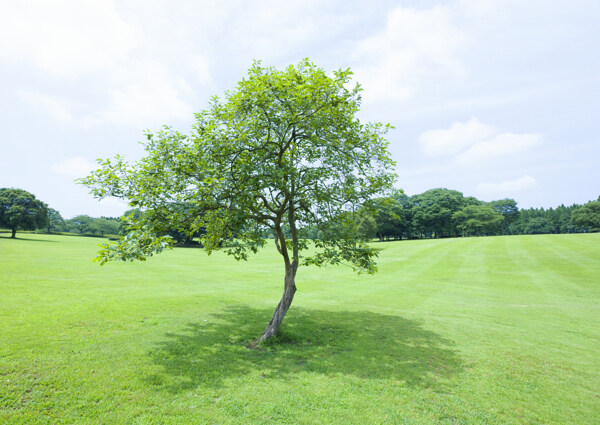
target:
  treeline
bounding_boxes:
[46,210,121,237]
[47,208,203,244]
[3,187,598,241]
[362,189,599,240]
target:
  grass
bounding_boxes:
[1,233,599,424]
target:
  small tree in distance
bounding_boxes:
[0,188,48,238]
[47,208,65,233]
[81,59,397,342]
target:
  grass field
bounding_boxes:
[1,233,599,424]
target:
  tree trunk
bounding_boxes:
[258,261,298,342]
[11,228,16,239]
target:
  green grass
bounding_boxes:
[1,233,599,424]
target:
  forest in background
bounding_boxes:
[25,188,598,242]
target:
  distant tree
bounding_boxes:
[81,59,396,342]
[523,217,554,234]
[411,188,464,238]
[88,217,120,237]
[571,200,600,230]
[489,199,519,235]
[453,204,503,236]
[119,206,203,244]
[46,208,65,233]
[554,205,572,233]
[65,215,94,234]
[0,188,48,238]
[510,204,589,235]
[370,196,404,241]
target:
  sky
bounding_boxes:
[1,0,598,219]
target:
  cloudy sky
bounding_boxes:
[1,0,598,218]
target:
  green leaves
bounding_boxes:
[571,200,600,229]
[81,59,396,273]
[0,188,48,236]
[94,227,174,265]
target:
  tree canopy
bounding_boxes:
[0,188,48,239]
[81,60,396,341]
[571,200,600,230]
[46,208,64,233]
[65,215,94,234]
[453,204,503,236]
[489,199,519,235]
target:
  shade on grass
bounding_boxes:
[1,233,599,424]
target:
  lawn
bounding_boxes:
[1,233,599,424]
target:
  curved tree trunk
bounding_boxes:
[258,261,298,342]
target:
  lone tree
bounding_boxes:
[81,60,396,342]
[0,188,48,238]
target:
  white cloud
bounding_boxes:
[18,90,73,123]
[189,54,212,86]
[0,0,141,77]
[51,157,96,178]
[457,132,542,165]
[419,117,496,155]
[418,117,542,165]
[91,64,194,128]
[353,5,466,102]
[477,175,537,196]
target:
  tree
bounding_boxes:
[489,199,519,235]
[370,192,412,241]
[81,60,396,342]
[523,216,554,234]
[571,200,600,230]
[65,215,94,234]
[371,196,403,241]
[411,188,465,238]
[452,204,503,236]
[47,208,64,233]
[0,188,48,238]
[88,217,120,237]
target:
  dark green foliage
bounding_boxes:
[369,192,412,241]
[453,204,503,236]
[489,199,519,235]
[510,205,588,235]
[368,190,595,239]
[571,200,600,230]
[87,217,120,237]
[46,208,64,233]
[65,215,94,234]
[411,188,465,238]
[59,214,121,237]
[523,217,555,234]
[0,188,48,238]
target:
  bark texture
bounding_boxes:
[258,261,298,342]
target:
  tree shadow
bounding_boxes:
[0,234,57,242]
[145,306,463,392]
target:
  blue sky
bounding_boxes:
[1,0,598,218]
